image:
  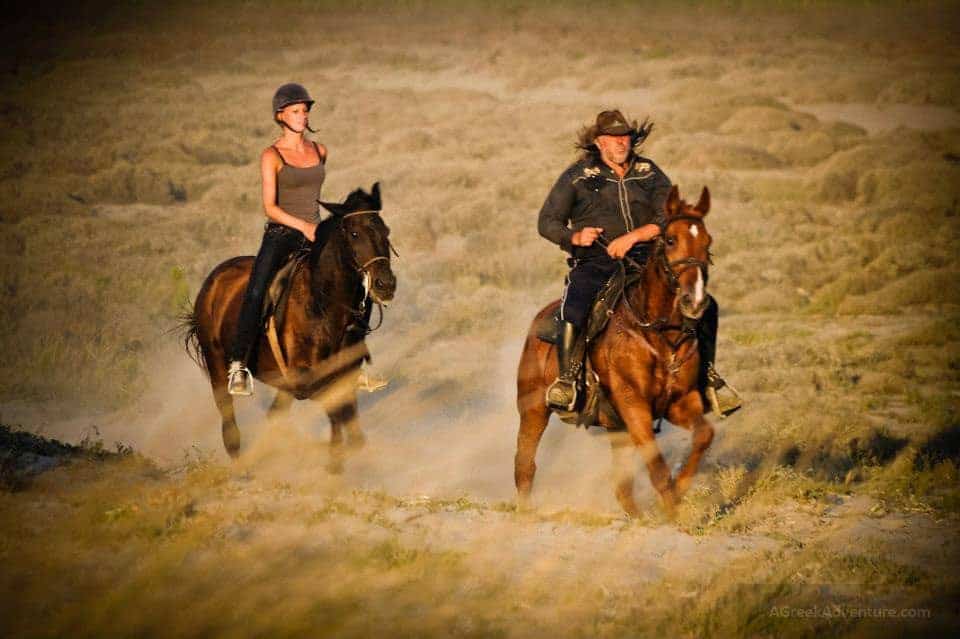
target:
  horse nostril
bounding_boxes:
[375,278,384,289]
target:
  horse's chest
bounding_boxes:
[601,331,693,405]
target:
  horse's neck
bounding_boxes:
[299,236,360,322]
[632,255,680,323]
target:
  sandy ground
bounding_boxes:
[1,2,959,637]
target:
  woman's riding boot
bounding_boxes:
[546,320,583,411]
[228,360,253,396]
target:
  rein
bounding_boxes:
[598,217,710,367]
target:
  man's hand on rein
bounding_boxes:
[571,227,604,247]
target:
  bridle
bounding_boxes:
[333,209,399,334]
[618,214,712,369]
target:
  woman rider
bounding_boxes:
[227,83,327,395]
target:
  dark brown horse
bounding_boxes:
[184,184,396,463]
[515,185,715,517]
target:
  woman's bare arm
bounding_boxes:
[260,147,317,241]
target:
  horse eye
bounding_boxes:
[666,236,676,246]
[350,231,359,239]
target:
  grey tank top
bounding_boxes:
[272,142,325,224]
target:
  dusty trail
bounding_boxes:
[2,2,959,636]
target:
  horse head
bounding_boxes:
[319,182,397,305]
[659,185,712,320]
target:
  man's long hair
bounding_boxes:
[575,116,655,161]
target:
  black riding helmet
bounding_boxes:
[272,83,314,117]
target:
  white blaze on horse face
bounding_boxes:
[689,224,699,238]
[693,267,705,307]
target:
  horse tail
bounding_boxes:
[177,305,208,374]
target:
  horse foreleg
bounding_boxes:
[515,396,550,510]
[615,399,677,516]
[339,393,364,450]
[315,383,361,474]
[608,430,639,517]
[668,391,715,500]
[267,389,294,422]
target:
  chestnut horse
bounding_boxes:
[515,185,715,516]
[184,184,396,463]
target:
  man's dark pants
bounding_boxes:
[559,245,719,398]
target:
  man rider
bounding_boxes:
[537,109,741,416]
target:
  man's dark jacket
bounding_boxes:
[538,154,672,261]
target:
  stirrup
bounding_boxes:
[357,368,388,393]
[546,377,578,412]
[227,361,253,396]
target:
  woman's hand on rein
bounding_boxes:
[301,222,318,243]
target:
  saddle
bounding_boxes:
[535,266,644,346]
[535,266,645,431]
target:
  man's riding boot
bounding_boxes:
[227,360,254,396]
[546,320,584,411]
[704,362,742,417]
[696,298,742,417]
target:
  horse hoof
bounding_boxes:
[659,499,678,521]
[222,426,241,459]
[347,433,366,450]
[621,504,641,519]
[326,458,345,475]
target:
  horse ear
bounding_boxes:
[370,182,381,210]
[695,186,710,216]
[665,185,681,217]
[319,200,345,217]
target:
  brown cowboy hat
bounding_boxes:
[580,109,655,149]
[594,109,635,136]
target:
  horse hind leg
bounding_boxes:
[211,371,241,458]
[267,389,294,422]
[198,342,242,458]
[514,397,550,510]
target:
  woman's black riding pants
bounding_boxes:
[231,223,309,363]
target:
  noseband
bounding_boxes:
[339,209,398,273]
